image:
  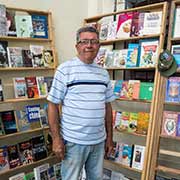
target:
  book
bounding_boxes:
[104,51,114,68]
[139,82,154,100]
[44,76,53,92]
[0,146,9,172]
[138,39,159,67]
[36,76,48,97]
[120,81,128,99]
[43,50,54,67]
[31,135,47,161]
[132,145,145,170]
[19,140,33,165]
[116,12,133,38]
[13,77,27,99]
[173,6,180,38]
[107,20,117,40]
[48,166,56,180]
[0,4,6,17]
[31,14,48,39]
[26,104,41,123]
[113,80,123,97]
[127,80,140,99]
[114,111,122,129]
[176,114,180,137]
[119,111,130,131]
[30,45,44,67]
[9,173,25,180]
[114,141,124,163]
[53,162,62,180]
[22,49,33,67]
[15,15,33,37]
[40,108,48,128]
[0,114,5,135]
[7,47,23,67]
[126,43,139,67]
[25,76,39,98]
[23,172,35,180]
[171,44,180,68]
[1,110,17,134]
[7,144,21,169]
[6,9,17,36]
[34,163,49,180]
[102,168,111,180]
[128,112,138,133]
[0,16,7,37]
[161,111,178,137]
[0,41,8,67]
[0,79,4,101]
[122,144,133,166]
[114,49,128,68]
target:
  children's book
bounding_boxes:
[119,111,130,131]
[23,172,35,180]
[128,112,138,133]
[139,82,154,100]
[114,111,122,129]
[171,45,180,68]
[120,81,128,99]
[122,144,133,167]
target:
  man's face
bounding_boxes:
[76,32,100,64]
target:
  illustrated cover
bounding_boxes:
[139,82,154,100]
[22,49,33,67]
[116,12,133,38]
[0,79,4,101]
[13,77,27,99]
[173,6,180,38]
[26,104,41,123]
[19,140,33,165]
[114,111,122,129]
[15,110,30,132]
[44,76,53,92]
[53,162,62,180]
[161,111,178,137]
[7,47,23,67]
[119,111,130,131]
[138,39,159,67]
[30,45,44,67]
[137,112,150,135]
[120,81,129,99]
[165,77,180,103]
[43,50,54,67]
[7,144,21,169]
[122,144,133,167]
[36,76,48,97]
[1,110,17,134]
[31,135,47,161]
[25,76,39,98]
[15,15,33,37]
[113,80,123,98]
[114,141,124,163]
[126,43,139,67]
[127,80,140,99]
[142,11,162,35]
[0,41,8,67]
[9,173,25,180]
[128,112,138,133]
[107,141,117,161]
[0,146,9,172]
[104,50,114,68]
[34,163,49,180]
[132,145,145,170]
[176,114,180,137]
[40,108,48,128]
[114,49,128,68]
[48,166,56,180]
[6,9,17,36]
[23,172,35,180]
[107,20,117,40]
[171,45,180,68]
[130,12,145,37]
[31,14,48,39]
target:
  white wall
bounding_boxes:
[0,0,88,63]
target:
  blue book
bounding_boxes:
[171,45,180,68]
[31,15,48,39]
[26,104,40,123]
[113,80,123,98]
[176,114,180,137]
[126,43,139,67]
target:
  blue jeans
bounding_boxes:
[61,141,105,180]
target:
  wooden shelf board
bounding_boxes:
[156,165,180,175]
[114,129,147,138]
[0,127,49,140]
[106,67,155,71]
[160,135,180,141]
[164,102,180,106]
[116,98,151,103]
[104,159,142,173]
[0,67,55,71]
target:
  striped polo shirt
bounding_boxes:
[47,57,115,145]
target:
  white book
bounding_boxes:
[36,76,48,97]
[9,172,25,180]
[132,145,145,170]
[173,6,180,38]
[34,163,49,180]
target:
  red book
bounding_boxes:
[25,77,39,98]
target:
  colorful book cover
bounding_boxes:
[104,50,114,68]
[122,144,133,167]
[26,104,40,123]
[7,47,23,67]
[120,81,128,99]
[137,112,150,135]
[127,80,140,99]
[36,76,48,97]
[173,6,180,38]
[19,140,33,165]
[15,15,33,37]
[126,43,139,67]
[114,49,128,67]
[34,163,49,180]
[114,111,122,129]
[132,145,145,170]
[114,142,124,164]
[165,77,180,103]
[1,110,17,134]
[0,41,8,67]
[139,82,154,100]
[132,80,140,99]
[43,50,54,68]
[32,14,48,39]
[40,108,48,128]
[13,77,27,99]
[107,20,117,40]
[23,172,35,180]
[176,114,180,137]
[128,112,138,133]
[22,49,33,67]
[116,12,133,38]
[0,146,9,172]
[44,76,53,92]
[171,45,180,68]
[25,76,39,98]
[9,173,25,180]
[138,39,159,67]
[0,79,4,101]
[113,80,123,98]
[161,111,178,137]
[119,111,130,131]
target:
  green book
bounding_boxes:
[139,82,154,100]
[23,172,34,180]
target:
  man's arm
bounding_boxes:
[105,102,113,157]
[48,101,65,160]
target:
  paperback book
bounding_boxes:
[22,49,33,67]
[34,163,49,180]
[0,41,8,67]
[0,79,3,101]
[6,9,16,36]
[0,146,9,172]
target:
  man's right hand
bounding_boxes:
[53,138,65,160]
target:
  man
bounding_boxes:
[47,26,115,180]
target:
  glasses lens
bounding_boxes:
[78,39,99,45]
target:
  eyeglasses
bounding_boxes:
[77,39,100,45]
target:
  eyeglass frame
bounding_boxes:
[77,39,100,45]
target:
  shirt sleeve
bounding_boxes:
[47,65,67,104]
[105,77,116,103]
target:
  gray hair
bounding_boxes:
[76,26,99,43]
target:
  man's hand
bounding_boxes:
[104,136,114,158]
[53,138,65,160]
